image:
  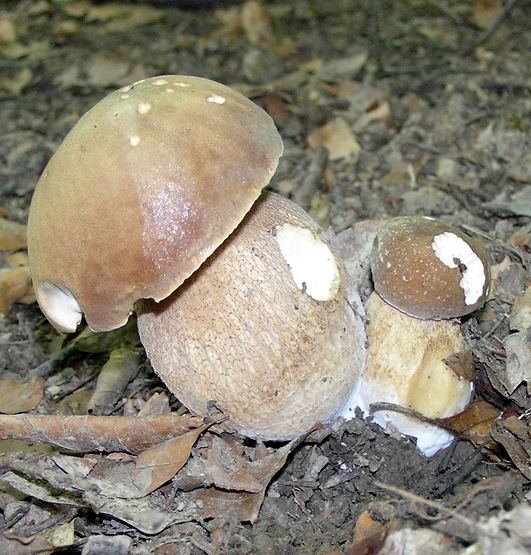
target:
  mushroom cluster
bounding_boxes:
[27,75,366,441]
[27,75,491,454]
[354,216,490,455]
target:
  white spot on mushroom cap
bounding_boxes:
[129,135,141,147]
[274,224,340,301]
[173,81,191,87]
[152,78,168,86]
[432,231,486,305]
[36,282,82,333]
[137,102,151,114]
[207,94,226,104]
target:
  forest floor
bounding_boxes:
[1,0,531,553]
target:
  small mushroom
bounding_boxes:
[137,192,366,441]
[370,216,490,319]
[27,75,283,333]
[352,216,490,456]
[27,75,366,441]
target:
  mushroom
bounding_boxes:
[27,75,366,441]
[137,192,366,440]
[350,216,490,456]
[27,75,284,333]
[370,216,490,320]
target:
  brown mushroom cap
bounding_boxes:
[27,75,283,333]
[137,192,366,441]
[370,216,490,319]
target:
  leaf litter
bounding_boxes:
[1,0,531,553]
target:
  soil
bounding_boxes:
[1,0,531,554]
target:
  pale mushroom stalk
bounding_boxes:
[137,192,366,441]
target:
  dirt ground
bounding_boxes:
[1,0,531,554]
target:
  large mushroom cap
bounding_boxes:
[27,75,283,333]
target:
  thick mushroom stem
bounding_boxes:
[356,292,473,456]
[137,192,366,441]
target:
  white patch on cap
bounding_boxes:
[129,135,141,147]
[432,231,485,305]
[207,94,226,104]
[152,78,168,86]
[137,102,151,114]
[120,94,130,100]
[37,282,82,334]
[173,81,191,87]
[274,224,340,301]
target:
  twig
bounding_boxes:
[373,480,476,528]
[461,0,520,56]
[29,342,78,378]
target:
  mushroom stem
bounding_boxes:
[137,192,366,441]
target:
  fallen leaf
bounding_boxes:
[84,3,163,32]
[0,218,27,250]
[241,0,275,48]
[188,438,300,522]
[491,415,531,480]
[472,0,502,29]
[0,265,31,316]
[0,413,204,453]
[0,376,44,414]
[1,520,76,554]
[88,347,141,415]
[307,118,360,161]
[441,400,501,445]
[502,330,531,395]
[133,422,212,495]
[344,510,393,555]
[444,350,476,382]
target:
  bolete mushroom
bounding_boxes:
[27,75,284,333]
[137,192,366,440]
[27,75,366,441]
[353,216,490,455]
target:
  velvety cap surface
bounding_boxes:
[27,76,283,331]
[370,216,490,319]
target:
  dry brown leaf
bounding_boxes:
[241,0,275,48]
[472,0,503,29]
[1,520,76,554]
[136,392,171,417]
[307,118,360,161]
[502,330,531,395]
[189,438,300,522]
[444,350,476,383]
[510,287,531,331]
[87,347,141,415]
[198,434,263,492]
[491,416,531,480]
[84,3,163,31]
[441,400,501,444]
[0,376,44,414]
[133,422,212,495]
[0,266,31,315]
[0,218,27,250]
[344,510,393,555]
[0,413,203,453]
